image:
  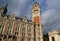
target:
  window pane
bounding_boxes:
[8,26,12,31]
[22,33,25,37]
[15,22,19,32]
[28,25,31,33]
[15,27,19,31]
[14,38,17,41]
[28,33,31,38]
[0,19,6,24]
[22,24,26,33]
[7,22,13,35]
[7,31,11,35]
[22,33,25,41]
[15,32,18,35]
[0,25,4,34]
[28,38,31,41]
[15,22,19,36]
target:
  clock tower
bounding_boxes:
[32,2,43,41]
[32,2,40,25]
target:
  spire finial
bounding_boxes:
[34,0,39,4]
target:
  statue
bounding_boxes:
[0,3,8,14]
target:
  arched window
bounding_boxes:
[15,22,19,36]
[28,25,32,41]
[22,24,26,41]
[52,37,55,41]
[22,24,26,33]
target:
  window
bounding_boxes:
[7,26,12,35]
[0,25,1,29]
[28,25,31,33]
[7,22,13,35]
[22,33,25,41]
[22,24,25,41]
[28,33,31,38]
[22,38,24,41]
[28,25,31,41]
[0,25,3,34]
[15,22,19,32]
[22,33,25,37]
[15,27,19,31]
[15,22,19,36]
[52,37,55,41]
[0,19,5,34]
[14,38,17,41]
[8,26,12,31]
[38,37,40,41]
[16,22,19,26]
[28,38,31,41]
[15,32,18,36]
[22,24,26,33]
[9,22,13,25]
[35,24,39,34]
[0,25,4,30]
[7,31,11,35]
[0,19,6,24]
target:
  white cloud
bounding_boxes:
[11,0,29,5]
[41,0,60,34]
[10,0,31,17]
[46,0,60,9]
[26,4,33,20]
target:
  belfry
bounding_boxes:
[32,2,43,41]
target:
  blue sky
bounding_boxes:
[0,0,60,34]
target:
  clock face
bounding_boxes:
[33,4,40,13]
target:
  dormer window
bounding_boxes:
[23,16,27,22]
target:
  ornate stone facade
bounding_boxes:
[0,2,43,41]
